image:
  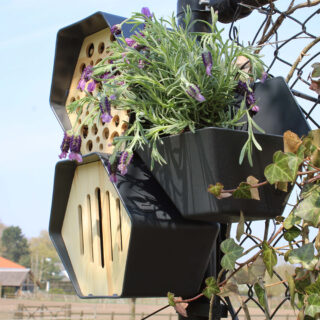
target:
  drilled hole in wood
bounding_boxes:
[90,60,94,66]
[121,122,128,132]
[78,119,82,125]
[78,205,84,255]
[95,188,104,268]
[87,195,94,262]
[106,191,113,261]
[76,96,80,100]
[113,115,120,127]
[96,136,100,143]
[110,33,115,42]
[95,58,102,65]
[86,110,89,116]
[91,124,98,135]
[98,42,105,54]
[70,97,76,103]
[86,140,93,152]
[99,143,103,151]
[110,131,119,143]
[81,125,88,139]
[79,63,86,74]
[86,43,94,58]
[103,128,109,140]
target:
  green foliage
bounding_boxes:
[1,226,30,266]
[305,294,320,317]
[203,277,220,299]
[167,292,176,306]
[220,238,244,270]
[262,241,277,278]
[284,226,301,241]
[207,183,224,197]
[233,182,252,199]
[288,243,316,270]
[68,8,265,167]
[254,283,266,308]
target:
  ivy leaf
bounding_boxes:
[305,294,320,317]
[295,189,320,227]
[295,268,311,293]
[233,258,266,286]
[247,176,260,200]
[167,292,176,307]
[262,241,277,277]
[202,276,220,299]
[264,151,296,184]
[285,271,295,309]
[305,276,320,295]
[236,211,245,242]
[283,211,301,230]
[220,239,244,270]
[208,183,224,197]
[284,226,301,241]
[311,62,320,78]
[233,182,252,199]
[288,243,315,269]
[283,130,302,154]
[218,282,239,297]
[275,181,288,192]
[254,283,266,308]
[287,150,304,178]
[173,297,188,318]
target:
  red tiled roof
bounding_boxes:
[0,256,26,269]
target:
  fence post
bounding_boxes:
[14,304,24,320]
[130,298,136,320]
[40,305,44,319]
[65,304,71,320]
[111,311,114,320]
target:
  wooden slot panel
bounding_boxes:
[62,161,131,296]
[65,28,129,156]
[78,205,84,255]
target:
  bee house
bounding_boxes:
[50,12,132,156]
[49,153,220,298]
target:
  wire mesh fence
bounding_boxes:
[223,1,320,319]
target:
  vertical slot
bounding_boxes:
[106,191,113,261]
[95,188,104,268]
[116,199,123,251]
[78,205,84,255]
[87,195,94,262]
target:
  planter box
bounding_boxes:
[137,77,310,223]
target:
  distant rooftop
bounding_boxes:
[0,256,26,269]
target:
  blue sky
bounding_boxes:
[0,0,319,239]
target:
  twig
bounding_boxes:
[286,37,320,82]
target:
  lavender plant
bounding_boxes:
[61,7,265,172]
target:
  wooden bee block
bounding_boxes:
[61,160,131,296]
[65,28,129,156]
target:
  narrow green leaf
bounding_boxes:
[262,241,277,278]
[285,271,295,309]
[254,283,266,308]
[236,211,245,242]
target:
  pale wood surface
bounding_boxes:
[65,28,129,156]
[62,161,131,296]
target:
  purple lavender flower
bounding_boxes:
[125,38,136,47]
[87,81,96,92]
[110,94,116,100]
[117,151,133,176]
[83,65,93,82]
[141,7,152,19]
[202,52,213,76]
[252,105,260,114]
[68,135,83,163]
[59,132,71,159]
[186,84,206,102]
[107,161,118,183]
[77,78,86,91]
[246,93,256,106]
[111,24,122,35]
[261,72,268,83]
[236,80,248,95]
[99,96,113,123]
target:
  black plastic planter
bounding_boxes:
[137,77,310,223]
[49,153,219,298]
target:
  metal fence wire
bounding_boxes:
[223,1,320,319]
